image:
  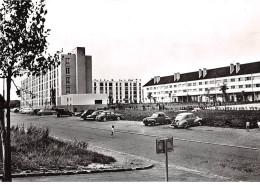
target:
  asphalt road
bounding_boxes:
[10,113,260,182]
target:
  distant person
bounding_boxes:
[246,122,250,132]
[111,125,114,137]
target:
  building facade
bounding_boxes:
[93,79,142,104]
[20,47,108,111]
[143,62,260,103]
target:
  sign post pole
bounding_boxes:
[165,139,169,182]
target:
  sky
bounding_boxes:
[1,0,260,100]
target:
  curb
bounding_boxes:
[0,163,154,179]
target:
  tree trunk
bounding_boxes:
[0,108,8,182]
[4,75,12,181]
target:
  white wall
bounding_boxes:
[61,94,108,105]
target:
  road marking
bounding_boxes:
[62,123,260,151]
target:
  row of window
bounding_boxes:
[148,84,260,95]
[147,76,260,91]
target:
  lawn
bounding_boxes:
[0,125,116,174]
[115,109,260,129]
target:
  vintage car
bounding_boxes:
[143,112,172,126]
[56,108,73,117]
[96,111,123,122]
[171,112,203,128]
[86,110,104,120]
[37,109,57,116]
[80,109,95,120]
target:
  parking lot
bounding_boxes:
[10,112,260,181]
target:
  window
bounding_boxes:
[199,82,202,85]
[65,58,70,65]
[188,83,192,86]
[205,81,208,85]
[66,77,70,85]
[239,85,243,88]
[246,84,251,88]
[238,77,244,81]
[210,80,214,84]
[66,68,70,75]
[245,77,251,81]
[199,88,202,91]
[66,87,70,94]
[231,86,235,89]
[231,78,235,82]
[193,83,196,86]
[255,84,260,87]
[223,79,227,82]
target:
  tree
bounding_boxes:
[219,83,229,102]
[0,0,60,181]
[147,92,152,103]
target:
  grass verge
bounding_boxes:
[0,125,116,174]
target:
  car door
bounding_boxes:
[157,113,164,124]
[185,114,193,125]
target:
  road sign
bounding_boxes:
[156,137,173,154]
[156,137,174,182]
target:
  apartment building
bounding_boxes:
[93,79,142,104]
[143,62,260,103]
[20,47,108,111]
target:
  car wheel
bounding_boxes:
[183,122,188,129]
[144,123,148,126]
[198,121,202,126]
[103,117,107,122]
[168,120,172,124]
[152,121,155,126]
[117,116,120,121]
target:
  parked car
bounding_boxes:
[143,112,172,126]
[37,109,57,116]
[74,110,85,117]
[20,107,33,114]
[80,109,95,120]
[56,108,73,117]
[30,108,41,115]
[192,108,202,112]
[86,110,104,120]
[171,112,203,128]
[96,111,123,122]
[11,107,19,113]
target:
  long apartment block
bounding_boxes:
[143,62,260,103]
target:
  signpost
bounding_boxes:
[156,137,173,182]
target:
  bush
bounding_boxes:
[0,125,116,173]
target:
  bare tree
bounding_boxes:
[0,0,60,181]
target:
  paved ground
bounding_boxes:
[9,113,260,182]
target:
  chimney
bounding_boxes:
[230,63,234,74]
[157,76,160,83]
[199,69,202,78]
[154,76,157,84]
[236,62,240,73]
[203,68,207,77]
[174,73,177,81]
[177,72,180,81]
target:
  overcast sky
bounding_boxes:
[1,0,260,100]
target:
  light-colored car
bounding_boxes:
[20,107,33,114]
[37,109,57,116]
[171,112,203,128]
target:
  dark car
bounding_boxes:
[56,108,73,117]
[143,112,172,126]
[171,112,203,128]
[80,109,95,120]
[37,109,57,116]
[86,110,104,120]
[30,108,41,115]
[96,111,123,122]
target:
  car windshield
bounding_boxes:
[176,114,186,120]
[150,113,158,118]
[92,111,100,115]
